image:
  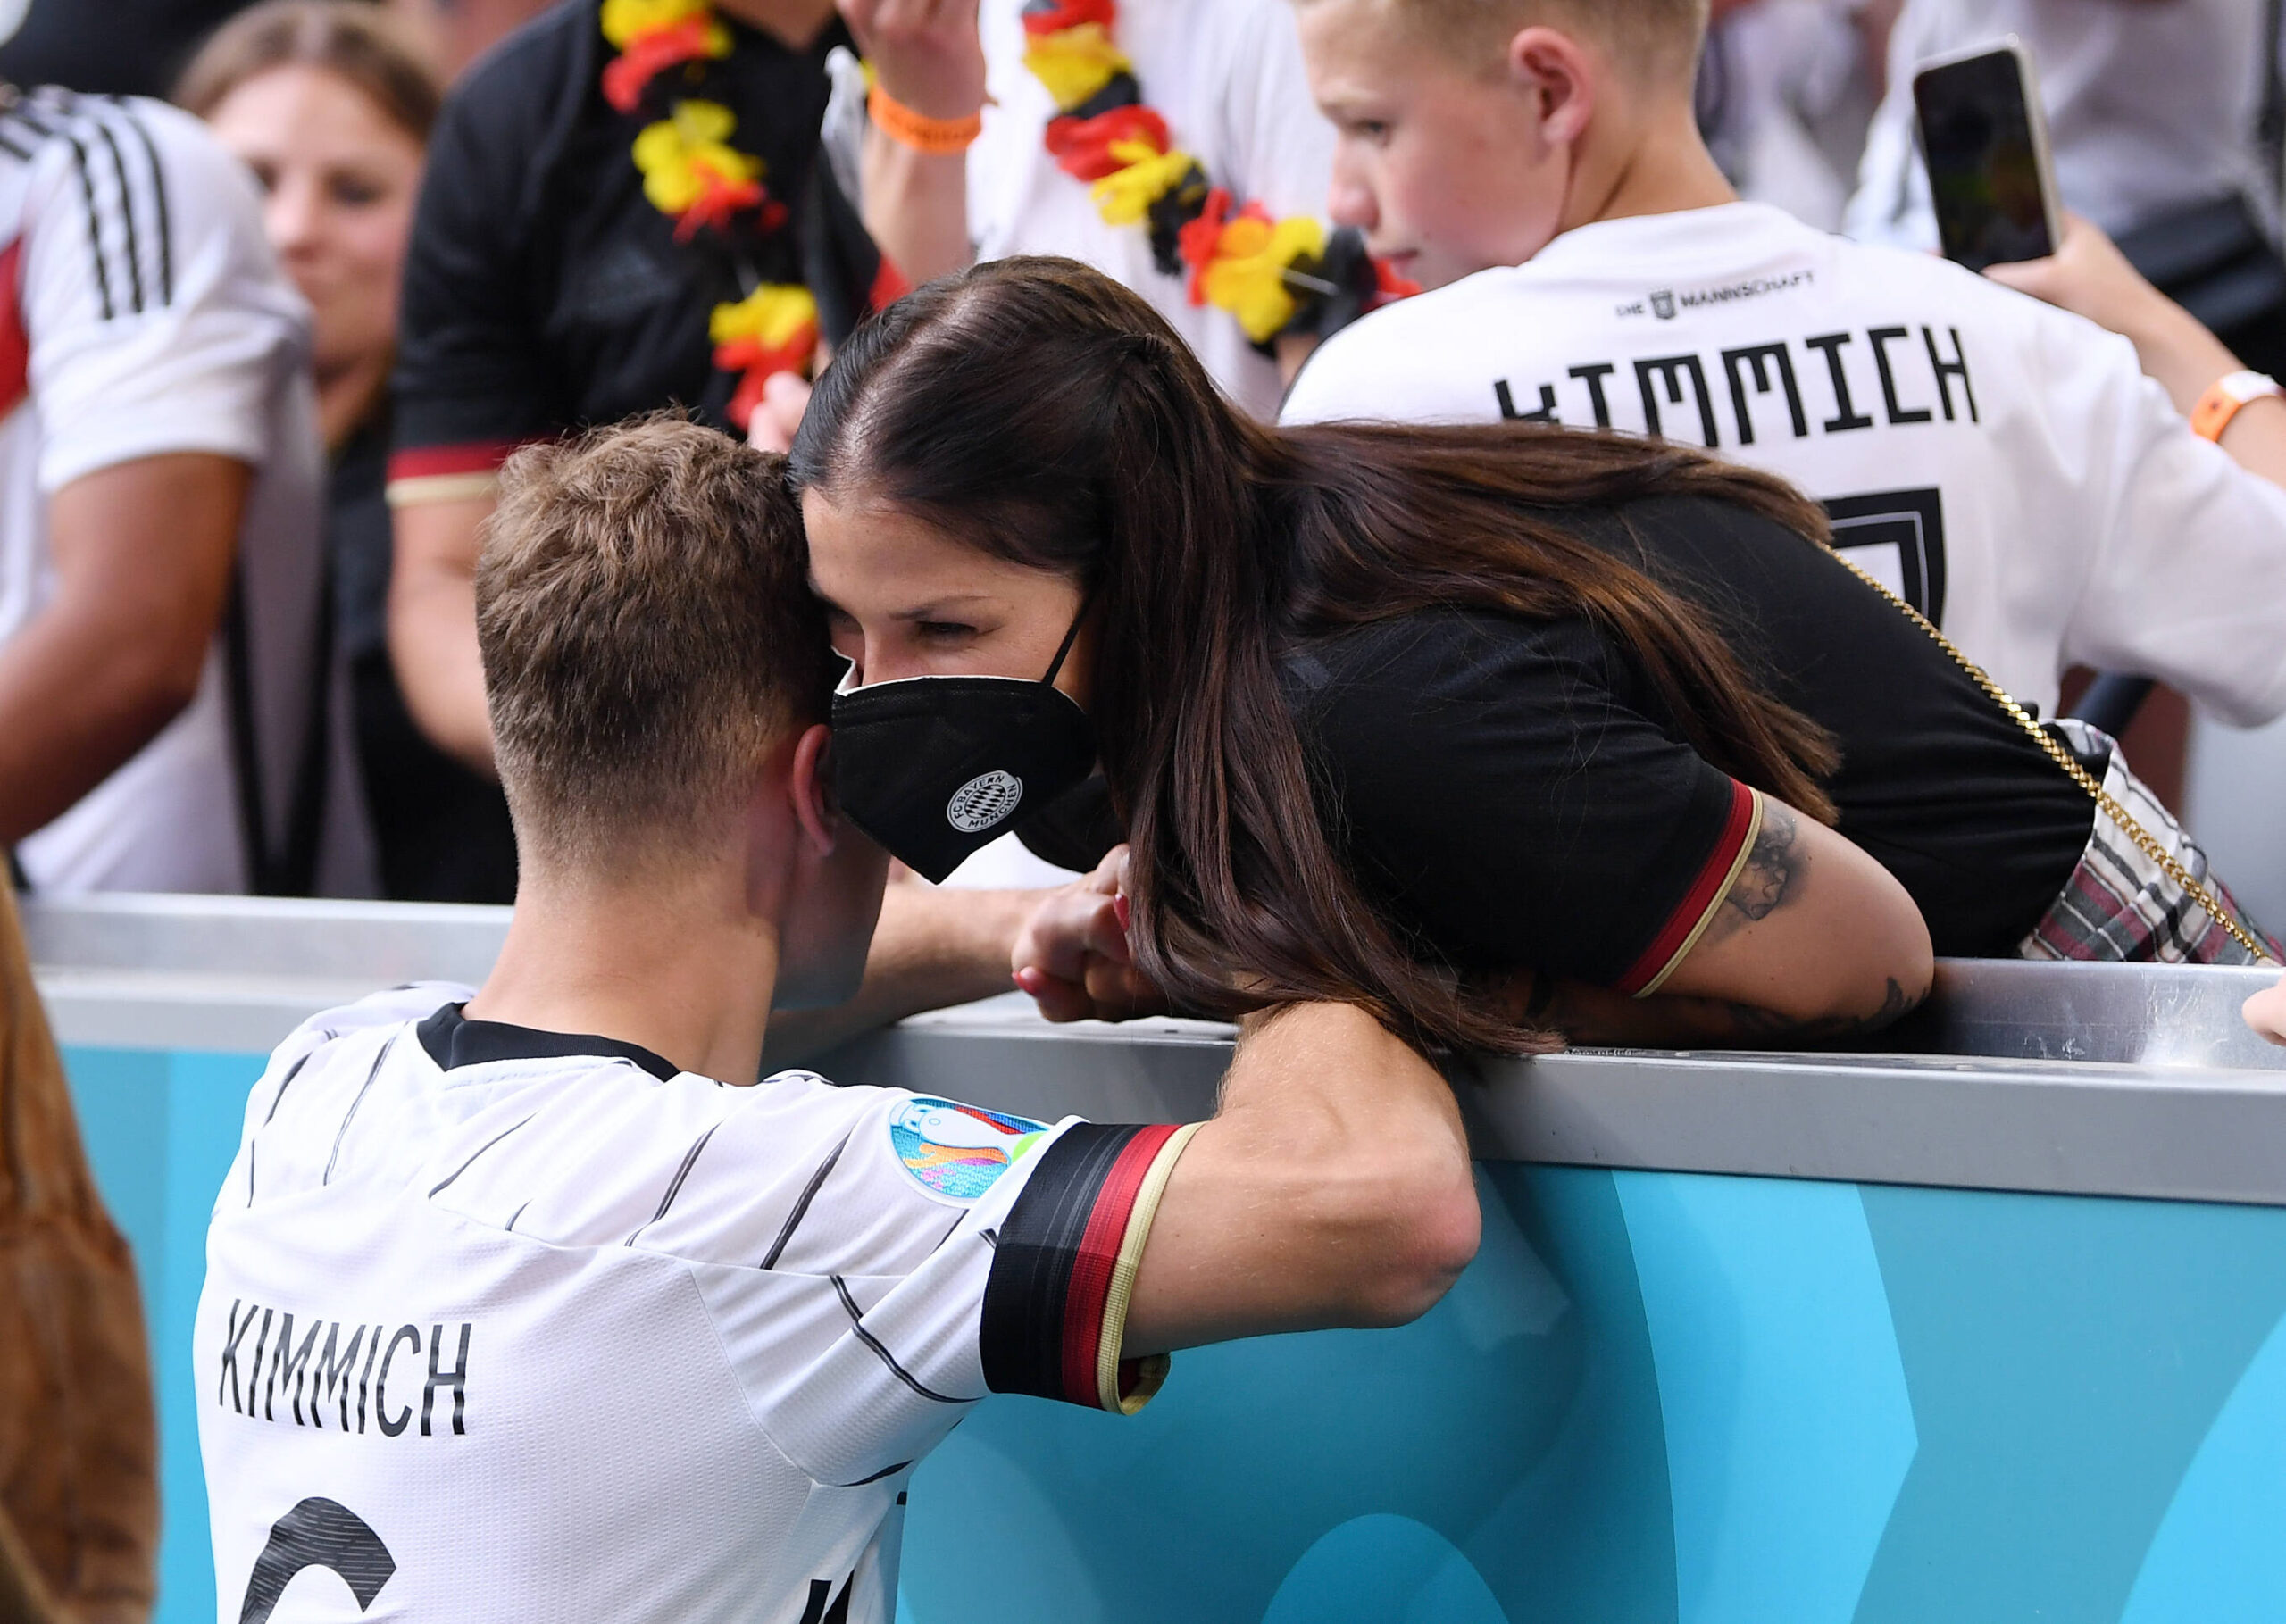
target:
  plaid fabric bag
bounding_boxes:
[2018,719,2283,964]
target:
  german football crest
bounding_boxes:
[889,1097,1047,1201]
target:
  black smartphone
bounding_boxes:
[1912,38,2063,272]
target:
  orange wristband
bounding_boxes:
[868,81,982,155]
[2190,369,2284,442]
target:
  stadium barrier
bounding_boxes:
[27,893,2286,1624]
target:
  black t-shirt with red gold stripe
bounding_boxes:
[387,2,872,498]
[1277,494,2097,986]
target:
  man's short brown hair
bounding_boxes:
[477,415,831,867]
[1380,0,1709,81]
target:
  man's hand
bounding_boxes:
[839,0,987,119]
[1010,845,1172,1023]
[745,372,813,454]
[2248,972,2286,1047]
[0,453,246,844]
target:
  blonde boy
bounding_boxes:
[1282,0,2286,730]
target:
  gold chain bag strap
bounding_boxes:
[1825,550,2279,966]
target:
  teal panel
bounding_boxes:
[63,1047,171,1273]
[1260,1515,1506,1624]
[62,1043,263,1624]
[158,1053,263,1624]
[1853,1187,2286,1624]
[1467,1165,1674,1623]
[897,1165,1677,1624]
[2120,1300,2286,1621]
[1615,1172,1916,1624]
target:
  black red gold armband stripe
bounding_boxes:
[980,1120,1201,1413]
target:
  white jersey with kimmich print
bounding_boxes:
[1281,202,2286,726]
[966,0,1334,421]
[196,985,1194,1624]
[0,88,323,893]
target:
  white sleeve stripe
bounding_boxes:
[759,1130,852,1270]
[830,1274,964,1405]
[622,1119,724,1246]
[11,95,175,319]
[104,100,173,304]
[87,120,146,314]
[40,121,118,319]
[97,104,173,308]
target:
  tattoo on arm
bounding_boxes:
[1720,975,1922,1045]
[1703,801,1803,946]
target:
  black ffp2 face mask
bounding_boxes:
[828,612,1097,883]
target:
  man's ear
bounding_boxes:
[1507,25,1597,146]
[788,722,838,856]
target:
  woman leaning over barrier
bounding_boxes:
[793,257,2277,1055]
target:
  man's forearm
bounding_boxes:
[1122,1004,1479,1352]
[0,453,246,845]
[0,595,204,843]
[860,128,972,288]
[761,881,1046,1067]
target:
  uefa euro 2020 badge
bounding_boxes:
[889,1096,1048,1201]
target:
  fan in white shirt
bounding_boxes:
[196,416,1478,1624]
[0,87,330,892]
[838,0,1335,422]
[1280,0,2286,728]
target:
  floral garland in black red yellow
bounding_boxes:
[600,0,819,429]
[1019,0,1415,344]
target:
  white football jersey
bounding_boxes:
[0,88,324,893]
[197,986,1194,1624]
[966,0,1333,421]
[1282,202,2286,727]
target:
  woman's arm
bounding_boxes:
[1510,794,1934,1047]
[1013,798,1935,1049]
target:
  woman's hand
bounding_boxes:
[838,0,987,120]
[1010,845,1172,1023]
[1985,213,2282,437]
[1983,212,2170,342]
[2248,972,2286,1047]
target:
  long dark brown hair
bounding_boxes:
[791,257,1840,1052]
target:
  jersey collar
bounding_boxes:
[1521,201,1807,277]
[416,1003,680,1083]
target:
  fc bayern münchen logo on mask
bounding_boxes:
[947,770,1023,833]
